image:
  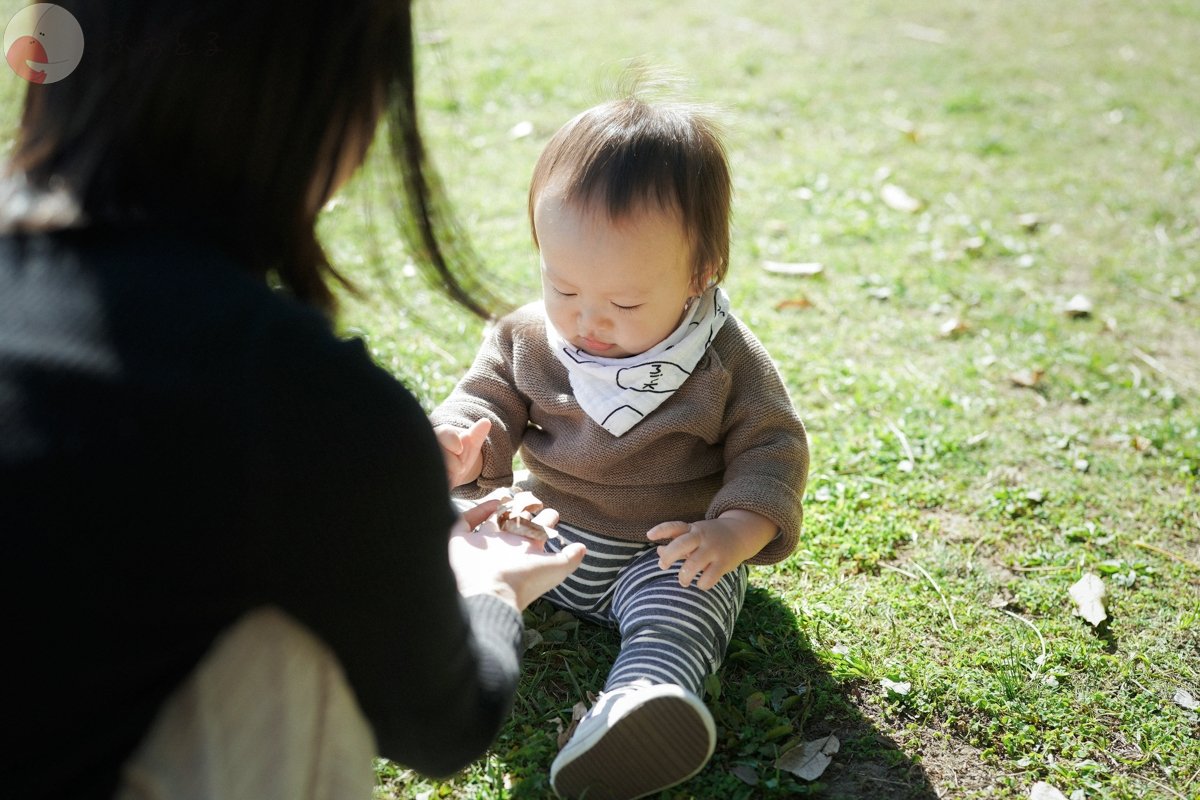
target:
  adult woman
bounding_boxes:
[0,2,583,797]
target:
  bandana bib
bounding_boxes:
[546,286,730,436]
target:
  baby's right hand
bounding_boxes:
[435,418,491,488]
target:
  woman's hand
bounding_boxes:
[435,419,491,488]
[647,509,778,591]
[449,498,585,611]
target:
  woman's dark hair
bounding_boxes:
[7,0,490,318]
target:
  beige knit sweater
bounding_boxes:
[430,303,809,565]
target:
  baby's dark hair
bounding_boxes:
[528,84,732,288]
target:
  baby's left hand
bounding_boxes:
[647,510,778,591]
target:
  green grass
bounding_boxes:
[352,2,1198,798]
[6,0,1197,797]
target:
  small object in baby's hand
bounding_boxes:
[495,491,559,542]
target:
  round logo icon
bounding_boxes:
[4,4,84,84]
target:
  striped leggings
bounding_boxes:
[543,522,748,697]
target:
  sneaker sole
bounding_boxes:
[551,691,715,800]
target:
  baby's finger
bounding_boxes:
[656,531,696,570]
[677,554,711,589]
[646,520,691,541]
[696,566,724,592]
[532,507,560,530]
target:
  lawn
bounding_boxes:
[351,2,1199,797]
[5,0,1197,798]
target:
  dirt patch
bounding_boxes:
[909,726,1003,798]
[801,683,1007,799]
[927,510,985,545]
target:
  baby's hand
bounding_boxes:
[435,418,491,488]
[647,510,778,591]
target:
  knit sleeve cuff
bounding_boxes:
[707,475,803,565]
[464,592,523,643]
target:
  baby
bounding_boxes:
[431,85,809,800]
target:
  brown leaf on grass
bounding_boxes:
[1030,781,1069,800]
[763,260,824,276]
[730,764,759,786]
[899,22,948,44]
[1017,212,1042,232]
[938,317,971,338]
[1064,294,1094,318]
[988,591,1016,609]
[880,183,923,213]
[775,297,814,311]
[555,701,589,749]
[883,114,920,143]
[1008,368,1045,388]
[1174,689,1199,711]
[1069,573,1108,627]
[763,219,790,238]
[775,734,840,781]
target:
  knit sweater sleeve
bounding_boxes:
[247,318,526,778]
[706,319,810,565]
[429,311,532,497]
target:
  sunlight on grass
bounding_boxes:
[350,2,1198,798]
[2,0,1194,798]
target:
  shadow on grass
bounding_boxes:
[493,587,939,799]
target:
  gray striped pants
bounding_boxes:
[543,522,748,696]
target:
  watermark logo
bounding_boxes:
[5,4,83,84]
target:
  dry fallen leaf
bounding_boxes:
[1017,212,1042,232]
[1030,781,1069,800]
[730,764,759,786]
[899,22,948,44]
[880,183,923,213]
[1174,688,1199,711]
[1069,573,1108,627]
[775,297,814,311]
[988,592,1015,609]
[1009,368,1045,388]
[776,734,840,781]
[495,491,558,542]
[1064,294,1094,318]
[883,114,920,143]
[763,219,790,237]
[556,701,589,749]
[939,317,971,338]
[763,260,825,276]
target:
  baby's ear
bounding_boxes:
[690,266,716,295]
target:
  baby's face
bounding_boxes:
[535,191,699,359]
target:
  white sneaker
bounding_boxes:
[550,683,716,800]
